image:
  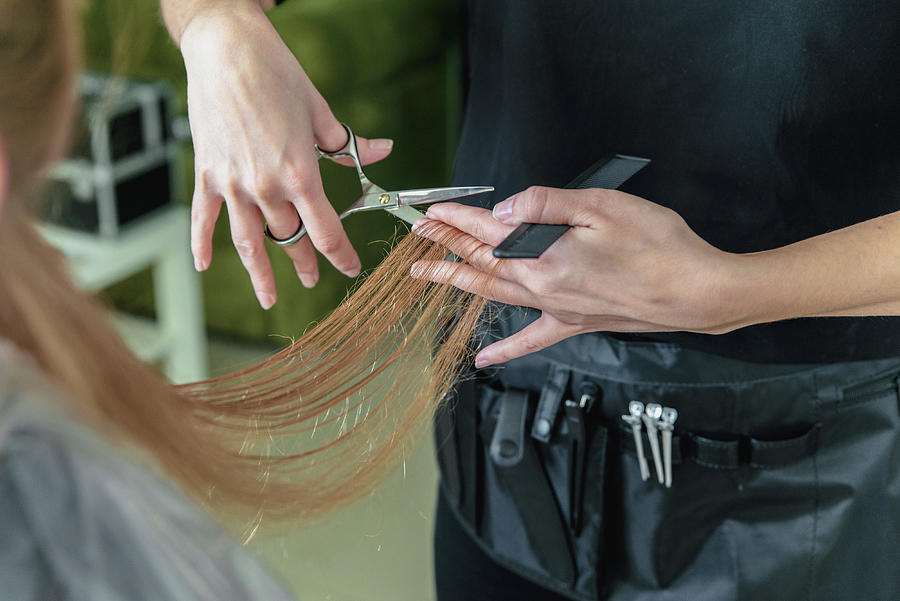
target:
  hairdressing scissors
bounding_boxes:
[265,123,493,246]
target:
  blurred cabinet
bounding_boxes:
[39,206,207,383]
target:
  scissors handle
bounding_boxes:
[265,199,387,246]
[264,222,309,246]
[265,195,375,247]
[315,123,382,196]
[266,123,378,247]
[267,122,493,244]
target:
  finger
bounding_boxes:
[421,203,515,247]
[328,135,394,167]
[285,236,319,288]
[260,199,301,240]
[289,168,361,277]
[474,314,581,367]
[410,260,536,307]
[411,218,509,273]
[491,186,598,227]
[190,190,223,272]
[310,100,351,151]
[226,199,277,309]
[308,95,393,166]
[257,201,319,288]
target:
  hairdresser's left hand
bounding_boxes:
[410,187,751,367]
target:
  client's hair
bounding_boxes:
[0,0,489,532]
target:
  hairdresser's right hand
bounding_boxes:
[176,1,394,308]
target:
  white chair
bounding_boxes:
[39,206,207,383]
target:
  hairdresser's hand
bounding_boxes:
[175,1,394,307]
[411,187,750,367]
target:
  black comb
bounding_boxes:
[492,154,650,259]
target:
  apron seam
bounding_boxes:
[808,396,822,601]
[725,520,742,601]
[550,359,825,388]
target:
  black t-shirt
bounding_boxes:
[452,0,900,363]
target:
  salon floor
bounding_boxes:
[208,337,439,601]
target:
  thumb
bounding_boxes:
[318,128,394,168]
[491,186,597,227]
[353,135,394,166]
[313,112,393,167]
[325,135,393,167]
[475,314,582,367]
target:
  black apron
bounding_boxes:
[435,305,900,600]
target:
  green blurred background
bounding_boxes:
[84,0,462,342]
[80,1,461,599]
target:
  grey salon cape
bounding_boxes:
[0,342,295,601]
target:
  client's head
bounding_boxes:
[0,0,77,215]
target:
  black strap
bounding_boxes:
[689,434,741,469]
[748,424,821,469]
[530,364,570,443]
[434,402,462,507]
[496,441,577,586]
[482,390,578,586]
[456,381,482,529]
[489,388,529,467]
[620,423,821,470]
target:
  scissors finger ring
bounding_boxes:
[315,124,353,157]
[265,216,307,247]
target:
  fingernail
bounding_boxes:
[294,264,318,288]
[411,218,426,233]
[370,138,394,151]
[300,275,318,288]
[492,198,514,222]
[342,263,361,278]
[474,354,491,369]
[257,291,275,310]
[409,262,422,278]
[194,257,208,272]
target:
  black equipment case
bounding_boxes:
[41,74,185,235]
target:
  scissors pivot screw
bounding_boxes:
[265,122,492,245]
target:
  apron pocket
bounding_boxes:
[474,378,612,599]
[613,397,821,590]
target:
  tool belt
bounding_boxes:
[434,306,900,601]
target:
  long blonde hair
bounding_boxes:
[0,0,489,530]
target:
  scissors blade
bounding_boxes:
[395,186,494,206]
[385,203,427,225]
